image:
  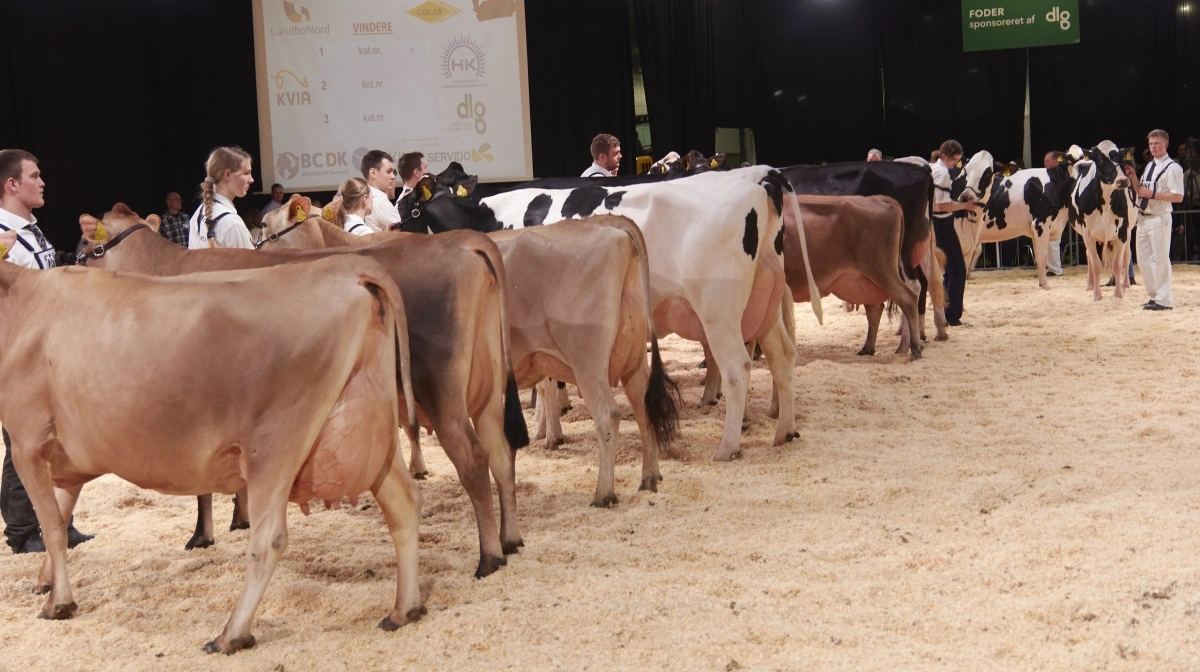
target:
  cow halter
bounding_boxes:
[75,223,150,266]
[253,214,323,249]
[395,186,449,229]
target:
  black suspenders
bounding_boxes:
[0,221,50,269]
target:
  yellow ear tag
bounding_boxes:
[1056,155,1064,164]
[0,242,9,260]
[94,221,110,242]
[294,204,306,222]
[420,185,432,200]
[1125,151,1133,162]
[322,205,335,220]
[455,185,468,197]
[956,161,963,169]
[1003,169,1012,177]
[709,158,718,168]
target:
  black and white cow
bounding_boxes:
[407,167,823,462]
[1069,140,1136,300]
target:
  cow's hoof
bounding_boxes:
[229,521,249,532]
[379,605,427,631]
[857,348,875,356]
[713,450,742,462]
[39,601,78,620]
[910,348,923,361]
[185,535,214,551]
[204,634,256,655]
[590,494,619,509]
[474,554,507,579]
[639,474,661,492]
[502,539,525,555]
[33,582,51,595]
[935,334,949,342]
[411,470,429,480]
[786,431,799,442]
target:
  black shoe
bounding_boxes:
[1145,303,1173,311]
[1104,278,1116,287]
[1143,300,1157,308]
[67,526,95,549]
[1130,278,1137,286]
[14,534,45,554]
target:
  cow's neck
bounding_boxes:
[316,220,373,247]
[108,227,190,276]
[0,258,34,294]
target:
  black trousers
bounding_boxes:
[1,428,39,551]
[933,215,966,324]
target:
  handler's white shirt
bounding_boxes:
[344,213,373,236]
[1139,155,1185,218]
[581,161,612,178]
[931,158,954,208]
[0,207,56,269]
[365,186,401,233]
[188,193,253,249]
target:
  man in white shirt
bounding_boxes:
[0,149,94,553]
[360,150,402,232]
[1125,129,1184,310]
[394,152,429,218]
[930,139,979,327]
[581,134,622,177]
[261,183,285,216]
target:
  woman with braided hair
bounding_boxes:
[329,177,375,236]
[187,146,255,249]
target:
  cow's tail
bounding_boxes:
[361,272,419,457]
[779,182,823,326]
[471,241,530,450]
[596,215,680,447]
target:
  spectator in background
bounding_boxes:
[261,183,285,216]
[159,191,189,247]
[866,149,883,162]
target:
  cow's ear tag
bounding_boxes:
[1124,151,1133,162]
[709,158,718,169]
[1003,169,1012,177]
[94,221,109,242]
[420,185,432,201]
[322,205,335,220]
[294,204,306,222]
[456,185,468,197]
[956,161,963,169]
[1057,155,1064,164]
[0,241,9,260]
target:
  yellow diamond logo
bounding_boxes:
[409,0,460,24]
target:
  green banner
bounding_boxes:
[962,0,1080,52]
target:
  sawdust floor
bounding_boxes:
[2,265,1200,671]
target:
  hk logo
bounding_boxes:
[442,36,486,80]
[1046,6,1071,30]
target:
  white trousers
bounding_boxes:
[1136,213,1174,307]
[1047,238,1062,274]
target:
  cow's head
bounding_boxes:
[646,151,682,175]
[950,150,995,204]
[405,174,497,233]
[1085,140,1130,189]
[435,161,479,196]
[255,194,313,246]
[76,203,161,264]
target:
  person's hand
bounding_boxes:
[1122,165,1138,180]
[1138,185,1153,199]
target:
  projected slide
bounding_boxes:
[253,0,531,191]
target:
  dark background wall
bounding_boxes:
[1,0,1196,248]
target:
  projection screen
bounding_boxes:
[252,0,532,191]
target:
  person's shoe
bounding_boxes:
[1104,278,1116,287]
[67,526,95,549]
[1145,303,1173,311]
[14,534,45,554]
[1130,277,1137,286]
[1143,300,1157,308]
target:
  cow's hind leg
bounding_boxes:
[573,371,623,508]
[859,304,883,356]
[757,310,798,446]
[700,343,722,405]
[535,379,565,448]
[187,495,216,550]
[705,325,753,461]
[230,488,250,530]
[405,423,428,479]
[432,414,507,577]
[1032,230,1051,290]
[471,396,524,555]
[374,452,425,632]
[622,358,664,490]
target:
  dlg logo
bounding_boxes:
[1046,6,1071,30]
[457,94,486,134]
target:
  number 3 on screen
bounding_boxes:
[323,114,329,124]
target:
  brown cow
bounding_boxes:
[79,198,527,579]
[782,194,923,358]
[0,218,423,652]
[489,216,679,507]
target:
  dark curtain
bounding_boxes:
[878,0,1026,163]
[633,0,716,157]
[0,0,259,250]
[524,0,636,177]
[740,0,885,166]
[1030,0,1200,158]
